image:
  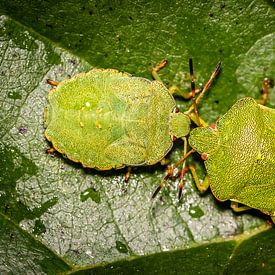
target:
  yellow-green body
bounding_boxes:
[44,69,190,170]
[189,98,275,218]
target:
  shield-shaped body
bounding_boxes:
[189,97,275,217]
[45,69,190,170]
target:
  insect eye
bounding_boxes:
[174,107,180,113]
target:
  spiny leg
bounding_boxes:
[152,148,195,199]
[169,84,203,99]
[152,164,174,199]
[230,201,251,212]
[46,79,59,86]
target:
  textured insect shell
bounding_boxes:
[189,97,275,217]
[45,69,182,170]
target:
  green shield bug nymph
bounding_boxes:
[44,67,190,170]
[188,79,275,222]
[44,60,220,199]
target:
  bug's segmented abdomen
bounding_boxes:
[45,69,176,169]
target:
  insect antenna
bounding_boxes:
[186,61,221,116]
[189,58,202,126]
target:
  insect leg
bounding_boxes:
[46,79,59,86]
[186,61,221,115]
[125,167,131,182]
[188,112,208,127]
[188,164,210,193]
[230,201,251,212]
[152,148,195,199]
[271,216,275,224]
[152,164,174,199]
[258,78,269,105]
[152,59,202,99]
[151,59,168,82]
[46,147,56,154]
[169,85,202,99]
[178,137,188,200]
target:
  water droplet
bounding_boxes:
[7,91,22,100]
[189,205,204,218]
[115,241,128,254]
[80,187,100,203]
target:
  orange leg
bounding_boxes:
[259,78,269,105]
[46,79,59,86]
[46,147,56,154]
[125,167,132,182]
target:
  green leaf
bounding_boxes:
[0,1,274,274]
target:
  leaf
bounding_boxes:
[0,1,274,274]
[68,227,275,274]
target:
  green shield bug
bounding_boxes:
[44,59,220,198]
[44,63,190,170]
[188,78,275,222]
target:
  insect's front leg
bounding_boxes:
[152,59,202,99]
[188,164,210,193]
[151,59,168,82]
[169,85,202,99]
